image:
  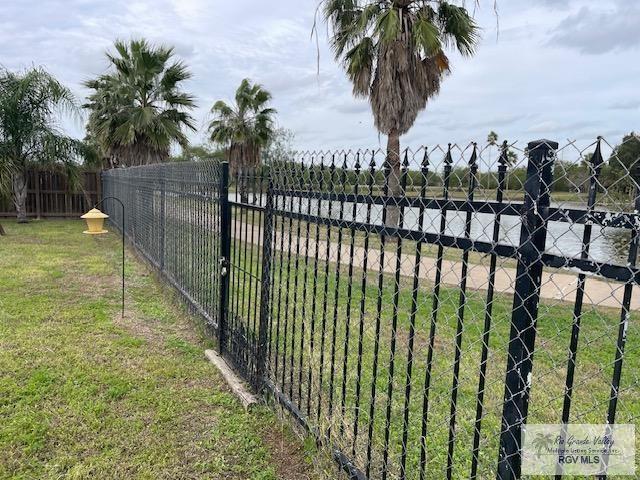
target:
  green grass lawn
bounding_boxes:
[0,220,323,480]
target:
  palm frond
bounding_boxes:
[208,78,277,173]
[414,12,442,55]
[438,1,480,56]
[345,37,374,96]
[375,7,400,44]
[0,67,85,182]
[84,39,196,166]
[320,0,481,136]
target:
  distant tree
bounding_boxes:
[84,39,197,168]
[552,160,589,193]
[262,128,295,166]
[320,0,480,225]
[506,167,526,191]
[486,132,517,168]
[170,144,225,162]
[208,79,277,203]
[602,132,640,194]
[80,132,108,170]
[0,67,84,224]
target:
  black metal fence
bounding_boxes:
[102,136,639,479]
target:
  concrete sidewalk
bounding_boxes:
[236,221,637,312]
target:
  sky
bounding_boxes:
[0,0,638,152]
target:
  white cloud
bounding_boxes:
[0,0,636,151]
[549,2,640,54]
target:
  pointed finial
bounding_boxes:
[498,140,509,168]
[401,149,409,172]
[469,143,478,172]
[444,143,453,167]
[421,148,430,171]
[330,153,336,171]
[591,137,604,175]
[309,156,316,184]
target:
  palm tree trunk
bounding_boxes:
[12,170,28,223]
[385,129,402,228]
[239,163,249,203]
[239,146,249,204]
[252,146,260,205]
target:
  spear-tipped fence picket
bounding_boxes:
[102,136,640,479]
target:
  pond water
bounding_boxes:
[231,193,635,266]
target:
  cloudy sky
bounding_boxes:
[1,0,638,151]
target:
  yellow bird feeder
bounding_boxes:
[81,198,126,317]
[81,208,109,234]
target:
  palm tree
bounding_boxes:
[486,131,517,167]
[0,67,84,224]
[84,39,196,167]
[208,79,277,203]
[321,0,480,225]
[0,158,13,234]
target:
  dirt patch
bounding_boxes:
[262,422,323,480]
[113,309,165,345]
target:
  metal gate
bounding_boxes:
[217,164,272,388]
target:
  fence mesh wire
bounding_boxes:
[103,161,223,328]
[102,135,640,479]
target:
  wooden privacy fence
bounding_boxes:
[0,170,101,218]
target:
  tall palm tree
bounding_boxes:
[208,79,277,203]
[321,0,480,224]
[0,67,84,224]
[84,39,197,167]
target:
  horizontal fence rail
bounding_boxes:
[102,135,640,479]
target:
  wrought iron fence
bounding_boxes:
[102,162,224,328]
[101,135,640,479]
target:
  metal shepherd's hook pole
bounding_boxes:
[94,196,125,318]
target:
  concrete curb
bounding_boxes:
[205,349,258,409]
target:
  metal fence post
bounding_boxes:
[100,171,106,214]
[218,162,232,354]
[131,178,137,245]
[256,165,274,390]
[96,171,102,208]
[497,139,557,480]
